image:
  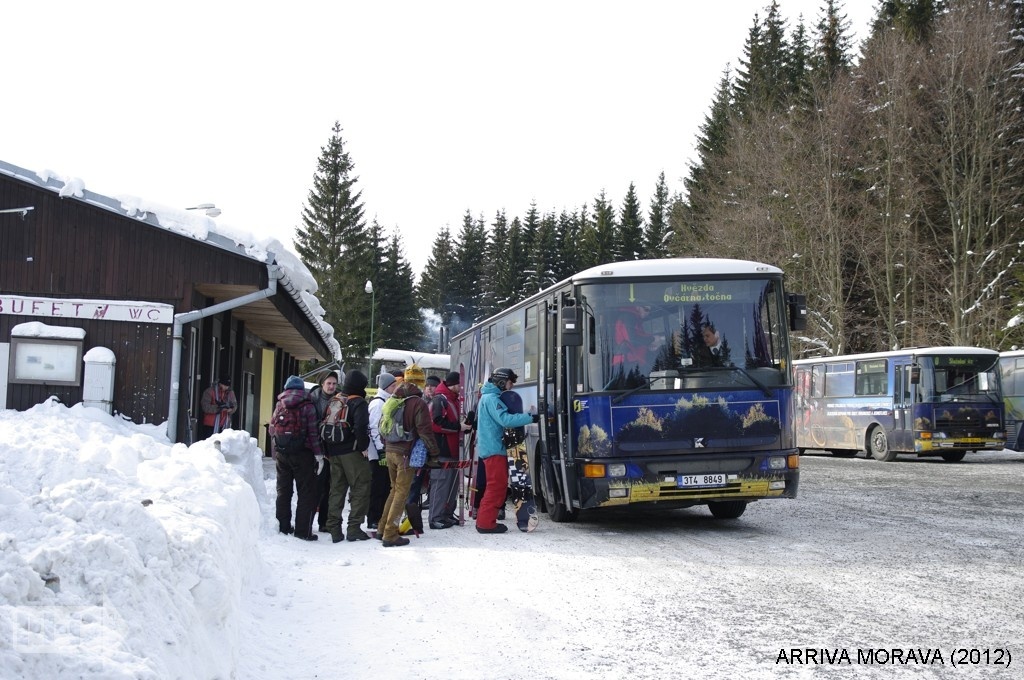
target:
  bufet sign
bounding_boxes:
[0,294,173,324]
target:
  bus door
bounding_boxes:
[891,363,914,451]
[547,292,583,511]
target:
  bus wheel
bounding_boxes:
[868,426,896,462]
[941,451,967,462]
[541,465,577,523]
[708,501,747,519]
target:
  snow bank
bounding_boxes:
[0,400,269,679]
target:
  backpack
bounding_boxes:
[380,396,416,443]
[270,401,305,454]
[320,394,353,444]
[500,390,525,447]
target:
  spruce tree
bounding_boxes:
[644,172,670,259]
[592,190,619,265]
[416,227,456,324]
[481,210,512,317]
[531,211,559,291]
[506,216,531,299]
[376,231,422,354]
[814,0,854,80]
[554,209,580,280]
[521,201,541,286]
[293,121,370,362]
[576,204,600,270]
[682,68,735,250]
[788,16,813,106]
[735,3,792,113]
[618,182,644,261]
[450,210,488,330]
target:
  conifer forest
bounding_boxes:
[294,0,1024,365]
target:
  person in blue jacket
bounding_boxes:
[474,367,536,533]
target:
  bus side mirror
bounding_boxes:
[910,366,920,385]
[787,293,807,331]
[560,306,582,347]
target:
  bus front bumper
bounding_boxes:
[577,452,800,509]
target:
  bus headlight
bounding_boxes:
[607,464,626,478]
[769,480,786,490]
[609,488,629,498]
[768,456,787,470]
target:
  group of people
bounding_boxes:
[268,363,534,547]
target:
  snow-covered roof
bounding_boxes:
[0,159,339,360]
[372,347,450,370]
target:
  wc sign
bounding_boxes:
[0,294,173,324]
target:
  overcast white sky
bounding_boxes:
[3,1,875,276]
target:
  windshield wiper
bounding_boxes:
[611,376,650,404]
[683,365,773,398]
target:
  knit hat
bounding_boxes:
[444,371,460,386]
[342,369,369,397]
[425,375,441,387]
[377,373,397,392]
[284,375,305,390]
[404,363,426,388]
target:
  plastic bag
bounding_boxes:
[409,439,428,468]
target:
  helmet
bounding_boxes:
[490,367,518,386]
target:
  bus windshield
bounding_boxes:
[582,278,789,391]
[917,355,1000,404]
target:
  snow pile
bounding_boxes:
[0,400,269,679]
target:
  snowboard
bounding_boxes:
[500,390,539,532]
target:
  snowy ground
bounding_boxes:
[1,401,1021,679]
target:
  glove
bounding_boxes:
[315,455,325,475]
[531,414,540,424]
[379,457,388,467]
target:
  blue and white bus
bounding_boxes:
[450,258,806,521]
[998,350,1024,450]
[794,347,1005,462]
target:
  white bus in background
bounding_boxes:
[998,350,1024,450]
[372,347,450,381]
[795,347,1005,462]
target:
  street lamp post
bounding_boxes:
[186,203,222,218]
[365,280,375,377]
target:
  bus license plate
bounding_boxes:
[677,474,727,488]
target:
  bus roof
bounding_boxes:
[999,350,1024,358]
[571,258,783,282]
[452,257,785,342]
[794,346,999,365]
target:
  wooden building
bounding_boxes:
[0,160,340,447]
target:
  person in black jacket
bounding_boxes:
[324,370,372,544]
[271,375,324,541]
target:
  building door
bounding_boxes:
[241,371,257,437]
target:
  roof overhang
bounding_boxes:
[194,283,329,360]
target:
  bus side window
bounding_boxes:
[901,366,913,402]
[811,365,824,398]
